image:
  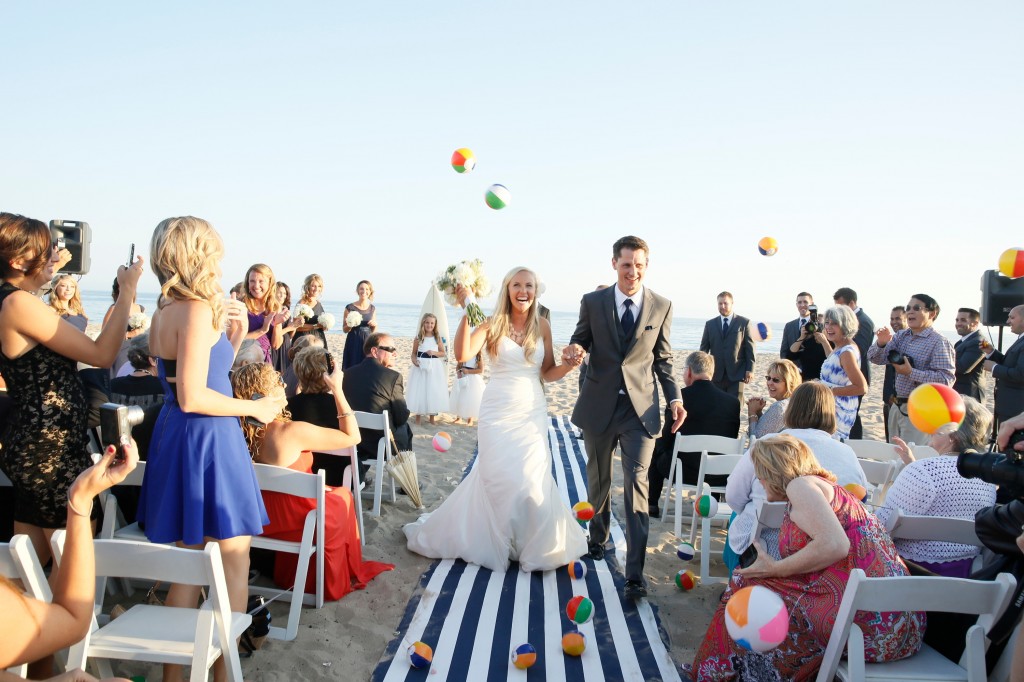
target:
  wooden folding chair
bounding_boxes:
[857,459,899,506]
[315,445,365,546]
[355,410,397,516]
[690,449,744,584]
[884,511,985,573]
[2,535,54,676]
[661,433,745,540]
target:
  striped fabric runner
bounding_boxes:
[371,415,682,682]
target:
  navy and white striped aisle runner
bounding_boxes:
[371,415,681,682]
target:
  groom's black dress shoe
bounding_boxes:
[623,579,648,600]
[586,543,605,561]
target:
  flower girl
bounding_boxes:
[407,313,448,425]
[450,350,484,425]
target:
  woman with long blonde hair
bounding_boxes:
[405,266,587,572]
[241,262,286,363]
[47,273,88,331]
[140,217,286,682]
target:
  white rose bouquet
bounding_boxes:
[319,312,336,331]
[295,303,314,321]
[435,259,491,327]
[344,310,362,329]
[127,312,150,332]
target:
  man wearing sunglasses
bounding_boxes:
[868,294,955,445]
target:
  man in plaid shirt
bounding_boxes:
[868,293,955,445]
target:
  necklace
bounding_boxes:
[509,326,525,342]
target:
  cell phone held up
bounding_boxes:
[245,392,265,428]
[127,243,135,268]
[325,352,335,375]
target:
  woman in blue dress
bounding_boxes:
[140,216,286,682]
[820,305,868,440]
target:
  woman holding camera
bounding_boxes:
[0,212,142,566]
[820,305,868,440]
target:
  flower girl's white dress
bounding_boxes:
[404,337,587,572]
[406,337,449,415]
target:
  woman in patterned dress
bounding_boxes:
[694,434,924,681]
[819,305,867,440]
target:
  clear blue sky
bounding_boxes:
[3,2,1022,326]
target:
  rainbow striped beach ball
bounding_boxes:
[565,595,595,625]
[511,642,537,669]
[572,500,595,524]
[725,585,789,653]
[675,569,698,591]
[567,560,588,580]
[758,237,779,256]
[907,383,966,435]
[694,494,719,518]
[451,147,476,174]
[999,248,1024,279]
[485,184,511,210]
[562,630,586,656]
[408,641,433,668]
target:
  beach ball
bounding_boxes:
[451,147,476,174]
[752,322,772,343]
[567,560,588,580]
[843,483,868,502]
[694,495,719,518]
[573,500,595,524]
[725,586,789,653]
[675,569,697,591]
[408,641,433,668]
[561,630,586,657]
[757,237,779,256]
[999,248,1024,279]
[566,595,595,625]
[432,432,452,452]
[676,542,695,562]
[485,184,511,210]
[511,642,537,669]
[907,383,966,435]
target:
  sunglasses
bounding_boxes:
[906,304,928,312]
[377,345,397,354]
[765,376,783,384]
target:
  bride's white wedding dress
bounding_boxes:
[404,336,588,572]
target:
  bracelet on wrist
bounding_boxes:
[337,412,354,419]
[67,490,92,518]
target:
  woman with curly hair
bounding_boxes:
[242,262,286,363]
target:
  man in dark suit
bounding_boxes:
[341,332,412,475]
[648,351,740,513]
[781,291,829,381]
[984,305,1024,425]
[834,287,874,439]
[954,307,987,402]
[700,291,755,402]
[882,306,906,441]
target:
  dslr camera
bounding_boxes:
[958,430,1024,493]
[886,349,914,367]
[99,402,145,451]
[805,305,819,334]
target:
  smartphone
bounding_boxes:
[244,392,265,427]
[127,243,135,267]
[325,352,335,375]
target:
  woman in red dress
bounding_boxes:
[232,360,393,600]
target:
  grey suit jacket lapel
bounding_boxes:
[624,289,656,355]
[603,287,623,353]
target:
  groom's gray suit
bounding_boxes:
[570,285,680,582]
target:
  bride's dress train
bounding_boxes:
[404,337,588,572]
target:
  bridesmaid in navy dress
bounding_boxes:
[140,217,285,682]
[293,273,328,349]
[342,279,377,370]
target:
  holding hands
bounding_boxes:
[562,343,586,368]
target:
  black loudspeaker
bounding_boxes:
[981,269,1024,327]
[49,220,91,275]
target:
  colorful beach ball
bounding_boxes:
[567,560,588,580]
[511,642,537,669]
[752,322,772,343]
[572,500,595,524]
[566,595,595,625]
[843,482,868,502]
[725,586,789,653]
[451,147,476,174]
[432,431,452,452]
[757,237,779,256]
[694,494,719,518]
[999,248,1024,278]
[675,569,697,591]
[562,630,586,657]
[907,383,966,435]
[408,641,433,668]
[676,542,695,562]
[485,184,511,210]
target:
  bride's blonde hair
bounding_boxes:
[486,266,540,363]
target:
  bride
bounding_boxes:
[404,266,588,572]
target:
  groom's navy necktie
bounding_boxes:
[722,317,730,337]
[621,298,636,338]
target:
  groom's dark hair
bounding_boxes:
[612,235,649,260]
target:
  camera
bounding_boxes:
[887,349,915,367]
[805,305,819,334]
[99,402,145,460]
[957,430,1024,492]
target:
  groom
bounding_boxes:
[564,236,684,599]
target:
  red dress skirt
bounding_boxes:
[261,452,393,601]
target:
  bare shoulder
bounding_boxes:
[786,475,834,504]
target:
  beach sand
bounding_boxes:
[111,335,889,680]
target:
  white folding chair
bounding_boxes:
[661,433,745,539]
[846,439,903,464]
[910,444,942,460]
[857,459,899,506]
[355,410,397,516]
[2,535,54,677]
[884,511,985,573]
[249,463,326,641]
[751,499,788,552]
[51,533,250,682]
[316,445,365,546]
[690,449,744,584]
[816,568,1016,682]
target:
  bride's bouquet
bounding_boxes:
[344,310,362,329]
[435,259,491,327]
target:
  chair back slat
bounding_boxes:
[886,512,983,547]
[253,463,322,499]
[846,438,901,462]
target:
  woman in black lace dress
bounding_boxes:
[0,212,143,564]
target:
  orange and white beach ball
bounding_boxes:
[757,237,779,256]
[725,586,789,652]
[432,432,452,452]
